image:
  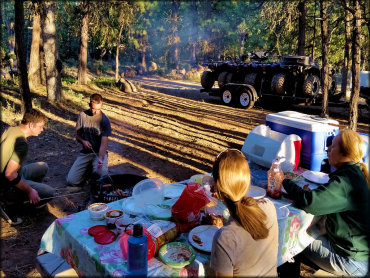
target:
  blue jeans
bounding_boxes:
[303,235,369,277]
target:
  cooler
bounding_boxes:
[241,125,302,172]
[266,111,339,171]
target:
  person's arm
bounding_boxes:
[97,136,108,168]
[215,271,233,277]
[283,176,350,215]
[4,159,40,204]
[76,128,92,150]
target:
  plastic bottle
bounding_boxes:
[267,158,284,199]
[127,224,148,277]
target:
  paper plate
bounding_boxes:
[247,185,266,199]
[188,225,219,252]
[159,242,196,268]
[163,183,186,199]
[302,171,329,184]
[88,225,109,236]
[94,230,115,245]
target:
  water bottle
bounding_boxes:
[267,158,284,199]
[127,224,148,277]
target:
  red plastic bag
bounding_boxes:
[118,226,157,261]
[171,182,210,232]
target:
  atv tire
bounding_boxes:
[303,75,320,97]
[201,71,215,90]
[328,76,337,96]
[271,73,286,95]
[244,73,257,86]
[218,71,228,88]
[225,72,233,84]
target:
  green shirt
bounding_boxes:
[283,162,369,261]
[0,126,28,177]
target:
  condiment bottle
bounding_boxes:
[267,158,284,199]
[127,224,148,276]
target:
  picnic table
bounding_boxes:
[39,167,324,277]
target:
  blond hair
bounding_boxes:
[212,149,269,240]
[338,129,369,186]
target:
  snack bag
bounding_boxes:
[171,182,210,232]
[118,226,157,261]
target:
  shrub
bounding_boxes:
[89,76,115,87]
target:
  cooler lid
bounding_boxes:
[266,111,339,132]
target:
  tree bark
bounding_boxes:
[189,0,198,66]
[28,1,42,89]
[40,0,62,102]
[78,0,89,85]
[14,0,32,113]
[115,24,124,81]
[349,0,361,131]
[298,0,306,55]
[340,0,352,98]
[172,0,180,69]
[320,0,329,118]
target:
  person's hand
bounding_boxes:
[28,188,40,204]
[82,140,92,150]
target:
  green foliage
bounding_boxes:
[61,76,77,85]
[89,76,116,87]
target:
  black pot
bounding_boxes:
[92,174,147,203]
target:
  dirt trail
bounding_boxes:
[0,76,368,277]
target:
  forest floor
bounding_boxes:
[0,73,369,277]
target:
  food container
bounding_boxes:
[132,178,164,209]
[88,203,108,221]
[105,209,123,228]
[115,216,135,235]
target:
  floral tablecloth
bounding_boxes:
[40,172,323,276]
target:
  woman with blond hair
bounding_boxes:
[210,149,278,277]
[283,129,369,276]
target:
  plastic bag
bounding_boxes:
[171,182,210,232]
[118,225,157,261]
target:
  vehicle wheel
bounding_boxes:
[225,72,233,84]
[238,88,255,109]
[200,71,215,90]
[303,75,320,97]
[221,88,234,106]
[218,71,228,87]
[244,73,257,86]
[271,73,286,95]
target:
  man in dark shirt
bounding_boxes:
[66,94,111,191]
[0,109,55,225]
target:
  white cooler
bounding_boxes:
[241,125,301,172]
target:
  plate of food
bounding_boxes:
[247,185,266,199]
[188,225,219,252]
[302,171,329,184]
[159,242,196,268]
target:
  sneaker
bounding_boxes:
[66,186,82,193]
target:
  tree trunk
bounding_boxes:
[172,0,180,69]
[14,0,32,113]
[298,0,306,55]
[189,0,198,66]
[3,3,16,54]
[349,0,361,131]
[78,0,89,85]
[340,0,352,98]
[320,0,329,118]
[39,44,46,85]
[115,24,124,81]
[41,0,62,102]
[28,2,42,89]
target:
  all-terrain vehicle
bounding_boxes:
[200,56,238,90]
[270,55,341,102]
